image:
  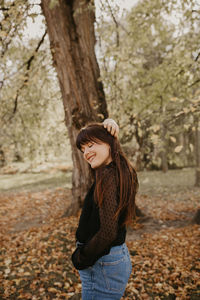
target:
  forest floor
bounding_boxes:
[0,166,199,299]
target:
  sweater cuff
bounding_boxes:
[71,246,93,270]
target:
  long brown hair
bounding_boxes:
[76,123,138,225]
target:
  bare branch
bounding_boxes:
[9,30,47,119]
[192,10,200,14]
[195,52,200,62]
[189,79,200,88]
[0,7,9,11]
[26,30,47,71]
[105,0,119,46]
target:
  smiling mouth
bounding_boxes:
[87,155,95,163]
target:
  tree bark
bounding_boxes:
[193,208,200,225]
[41,0,108,214]
[195,116,200,187]
[160,99,168,173]
[159,121,168,172]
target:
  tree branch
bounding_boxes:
[105,0,119,46]
[10,30,47,119]
[195,52,200,62]
[0,7,9,11]
[192,10,200,14]
[26,30,47,71]
[189,78,200,88]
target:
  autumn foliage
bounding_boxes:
[0,184,199,299]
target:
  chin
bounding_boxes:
[90,161,101,169]
[90,164,98,169]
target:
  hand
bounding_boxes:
[103,118,119,138]
[71,246,92,270]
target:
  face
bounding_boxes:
[81,140,112,169]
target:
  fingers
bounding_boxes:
[103,118,119,138]
[103,119,118,137]
[110,122,119,137]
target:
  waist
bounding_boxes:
[108,243,127,255]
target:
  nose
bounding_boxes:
[83,146,90,158]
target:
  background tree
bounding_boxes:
[41,0,108,214]
[0,0,199,216]
[195,116,200,187]
[96,0,200,174]
[0,1,68,168]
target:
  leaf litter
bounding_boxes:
[0,182,199,299]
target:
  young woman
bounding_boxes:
[71,121,138,300]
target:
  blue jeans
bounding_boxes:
[78,243,132,300]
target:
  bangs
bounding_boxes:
[76,123,113,151]
[76,127,100,150]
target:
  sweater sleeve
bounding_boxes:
[72,167,119,270]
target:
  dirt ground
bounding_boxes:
[0,167,199,299]
[0,167,199,237]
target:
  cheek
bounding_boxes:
[81,151,86,160]
[106,145,111,155]
[101,146,111,159]
[83,153,87,161]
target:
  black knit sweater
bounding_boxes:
[71,162,126,270]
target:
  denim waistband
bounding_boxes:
[76,241,127,254]
[109,243,127,254]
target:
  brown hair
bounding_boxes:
[76,123,138,225]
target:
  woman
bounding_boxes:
[71,121,138,300]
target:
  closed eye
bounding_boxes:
[88,142,94,148]
[80,142,94,153]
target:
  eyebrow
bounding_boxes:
[80,141,94,151]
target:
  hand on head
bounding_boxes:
[103,119,119,138]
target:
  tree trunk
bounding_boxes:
[160,99,168,173]
[160,148,168,172]
[193,208,200,225]
[195,116,200,187]
[41,0,108,214]
[159,120,168,172]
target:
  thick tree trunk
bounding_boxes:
[41,0,108,214]
[195,117,200,187]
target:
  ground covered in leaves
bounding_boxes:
[0,168,200,299]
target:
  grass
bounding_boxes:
[0,167,196,195]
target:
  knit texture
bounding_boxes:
[72,163,126,270]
